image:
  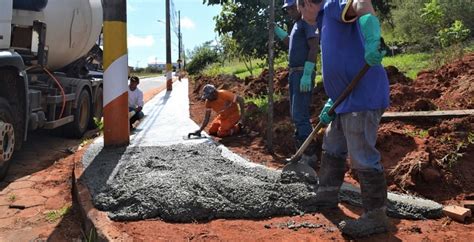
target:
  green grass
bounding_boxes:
[382,52,432,79]
[202,40,474,81]
[245,94,284,119]
[45,205,71,223]
[203,58,288,79]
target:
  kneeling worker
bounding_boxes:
[190,84,245,137]
[128,76,144,130]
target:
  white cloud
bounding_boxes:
[181,17,196,29]
[128,35,154,47]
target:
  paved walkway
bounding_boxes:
[130,78,212,146]
[75,78,443,240]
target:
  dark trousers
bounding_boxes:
[129,107,144,127]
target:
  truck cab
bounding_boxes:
[0,0,104,179]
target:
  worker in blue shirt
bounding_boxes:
[274,0,320,168]
[298,0,390,238]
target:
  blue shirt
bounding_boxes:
[289,19,318,68]
[318,0,389,114]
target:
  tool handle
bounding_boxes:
[288,63,370,163]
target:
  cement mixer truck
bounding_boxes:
[0,0,104,178]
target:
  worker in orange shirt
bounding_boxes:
[189,84,245,138]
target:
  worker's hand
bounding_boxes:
[358,13,386,66]
[274,25,288,41]
[300,61,315,93]
[319,99,336,125]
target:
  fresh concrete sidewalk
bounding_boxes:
[78,78,443,223]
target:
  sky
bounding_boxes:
[126,0,221,68]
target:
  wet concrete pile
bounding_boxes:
[82,143,320,221]
[81,142,442,222]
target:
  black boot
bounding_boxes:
[339,170,389,238]
[313,151,346,209]
[295,139,318,168]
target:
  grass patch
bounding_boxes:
[245,93,283,121]
[404,128,429,139]
[45,205,71,223]
[382,53,432,79]
[203,57,288,79]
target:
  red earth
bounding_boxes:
[142,53,474,241]
[190,53,474,203]
[49,56,473,242]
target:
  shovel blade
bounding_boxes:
[281,162,318,184]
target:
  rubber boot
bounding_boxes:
[339,170,389,238]
[313,152,346,209]
[295,139,318,168]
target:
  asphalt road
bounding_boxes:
[137,75,167,93]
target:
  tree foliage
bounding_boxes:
[204,0,287,63]
[389,0,473,49]
[186,41,221,75]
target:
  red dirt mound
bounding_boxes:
[189,53,474,202]
[389,53,474,112]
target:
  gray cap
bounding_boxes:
[201,84,217,100]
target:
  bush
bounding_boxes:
[186,43,221,75]
[389,0,473,50]
[438,20,471,48]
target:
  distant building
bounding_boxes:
[148,62,179,71]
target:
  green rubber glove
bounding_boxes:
[300,61,315,92]
[358,13,386,66]
[319,99,336,125]
[274,25,288,41]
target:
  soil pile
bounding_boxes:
[389,54,474,111]
[189,53,474,202]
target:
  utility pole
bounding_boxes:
[103,0,130,146]
[267,0,275,152]
[165,0,172,91]
[178,10,182,80]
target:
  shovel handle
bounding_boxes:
[287,64,370,163]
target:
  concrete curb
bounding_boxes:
[70,78,177,241]
[73,151,133,242]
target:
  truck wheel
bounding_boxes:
[67,89,91,138]
[89,86,103,128]
[0,98,15,180]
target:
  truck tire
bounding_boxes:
[0,98,15,180]
[66,89,91,138]
[89,86,103,129]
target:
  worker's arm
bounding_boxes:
[274,25,290,46]
[198,109,211,132]
[300,20,319,92]
[136,90,144,112]
[236,96,246,126]
[348,0,385,66]
[346,0,375,19]
[306,37,319,63]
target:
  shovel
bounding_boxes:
[281,63,371,183]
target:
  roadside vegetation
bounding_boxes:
[183,0,472,81]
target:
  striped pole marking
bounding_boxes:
[103,0,130,146]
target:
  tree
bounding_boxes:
[186,41,221,75]
[204,0,286,68]
[389,0,473,49]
